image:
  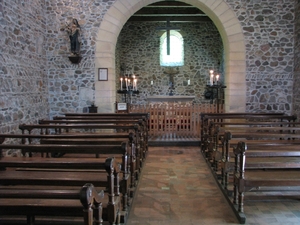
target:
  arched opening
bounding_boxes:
[160,30,184,67]
[95,0,246,113]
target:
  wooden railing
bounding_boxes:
[130,103,222,138]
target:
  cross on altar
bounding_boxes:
[157,18,180,55]
[164,67,179,95]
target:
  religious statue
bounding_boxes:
[164,67,179,96]
[65,18,81,55]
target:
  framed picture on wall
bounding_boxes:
[98,68,108,81]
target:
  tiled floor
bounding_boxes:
[126,146,300,225]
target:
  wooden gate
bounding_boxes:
[130,103,222,139]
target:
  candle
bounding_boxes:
[125,78,128,91]
[136,79,138,90]
[151,80,153,85]
[210,74,214,86]
[188,79,190,85]
[134,78,137,90]
[209,70,214,86]
[216,74,219,83]
[120,77,123,91]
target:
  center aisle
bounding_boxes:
[126,146,237,225]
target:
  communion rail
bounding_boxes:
[130,102,222,139]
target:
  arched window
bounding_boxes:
[160,30,184,66]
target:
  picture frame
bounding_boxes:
[98,68,108,81]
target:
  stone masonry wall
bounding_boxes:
[45,0,114,117]
[293,0,300,118]
[116,21,223,105]
[42,0,293,115]
[0,0,49,135]
[226,0,294,113]
[0,0,297,136]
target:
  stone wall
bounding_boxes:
[45,0,113,117]
[226,0,294,112]
[0,0,49,135]
[116,21,223,105]
[43,0,293,115]
[293,0,300,118]
[0,0,298,136]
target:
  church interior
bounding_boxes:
[1,0,300,224]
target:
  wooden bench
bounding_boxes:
[63,112,150,122]
[0,142,131,216]
[0,183,104,225]
[0,155,120,225]
[16,123,144,185]
[201,113,297,156]
[18,123,147,170]
[209,121,300,164]
[204,121,300,187]
[39,136,139,192]
[61,112,149,143]
[232,141,300,224]
[39,118,147,165]
[220,131,300,191]
[54,114,149,156]
[62,112,149,138]
[200,113,297,153]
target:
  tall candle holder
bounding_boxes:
[117,73,139,103]
[209,70,221,86]
[204,70,226,112]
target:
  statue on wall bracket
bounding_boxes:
[65,18,82,64]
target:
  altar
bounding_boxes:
[147,95,195,103]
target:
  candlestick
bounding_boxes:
[209,70,214,86]
[134,78,137,91]
[125,78,128,91]
[210,74,214,86]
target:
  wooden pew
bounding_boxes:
[39,136,139,192]
[209,121,300,165]
[0,142,131,217]
[0,184,104,225]
[200,112,294,136]
[18,123,146,168]
[200,112,287,140]
[62,112,149,144]
[53,115,149,157]
[62,112,149,140]
[0,133,138,187]
[220,131,300,191]
[39,118,147,165]
[0,156,120,225]
[63,112,150,121]
[199,119,300,194]
[232,141,300,224]
[200,113,297,153]
[16,123,143,187]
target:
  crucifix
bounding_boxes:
[164,67,179,96]
[157,18,180,55]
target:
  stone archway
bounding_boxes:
[95,0,246,113]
